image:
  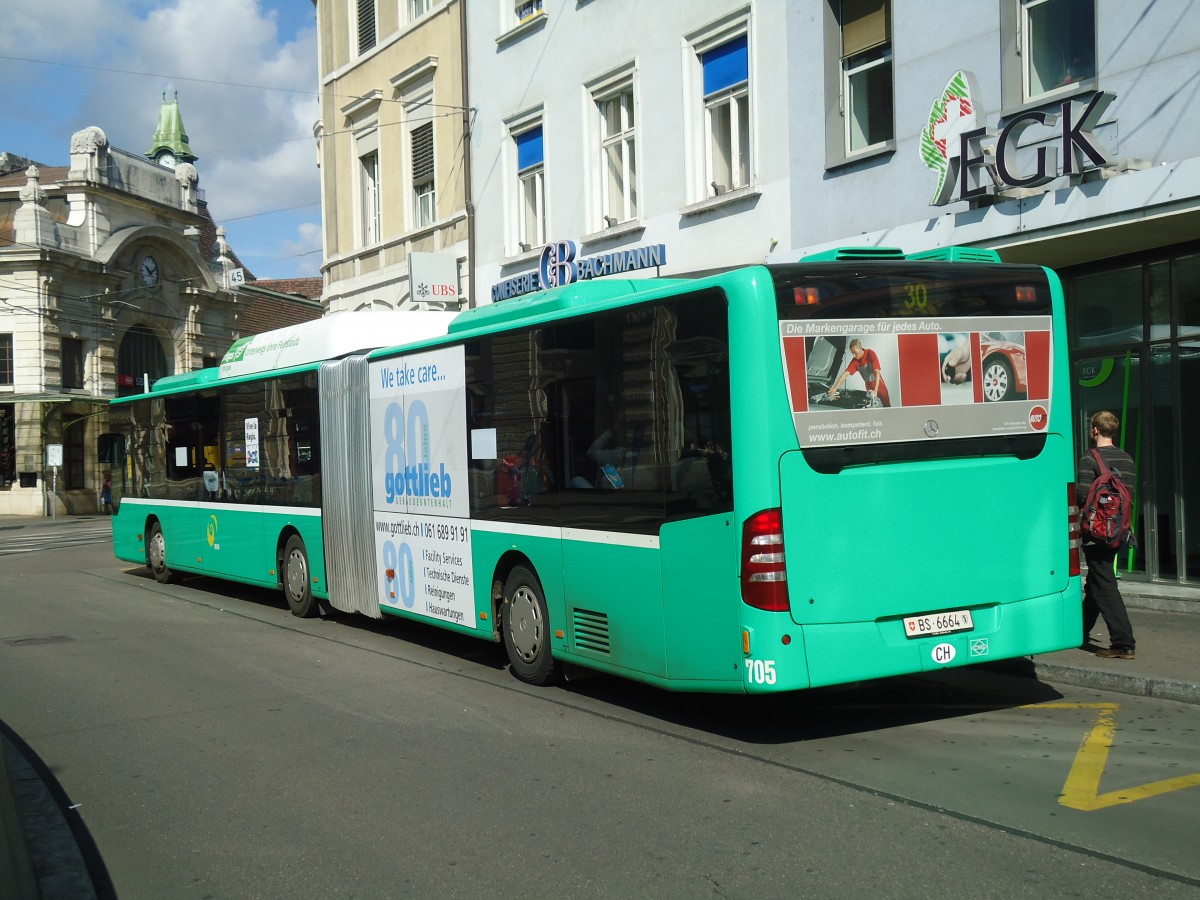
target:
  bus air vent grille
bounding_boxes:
[572,608,611,654]
[799,246,905,262]
[906,246,1002,263]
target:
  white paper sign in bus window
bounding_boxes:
[245,417,260,468]
[369,347,474,627]
[779,316,1053,447]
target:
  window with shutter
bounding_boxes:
[357,0,376,54]
[701,35,750,196]
[411,122,435,227]
[840,0,893,154]
[514,125,545,250]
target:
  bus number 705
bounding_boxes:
[746,659,777,685]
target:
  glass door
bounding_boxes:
[1179,342,1200,581]
[1075,351,1145,577]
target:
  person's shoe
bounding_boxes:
[1095,646,1135,660]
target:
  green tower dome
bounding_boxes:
[146,91,196,169]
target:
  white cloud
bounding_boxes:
[0,0,126,59]
[0,0,321,278]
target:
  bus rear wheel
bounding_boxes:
[147,522,178,584]
[282,535,318,618]
[502,566,558,686]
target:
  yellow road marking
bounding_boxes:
[1024,702,1200,811]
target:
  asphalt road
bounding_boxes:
[2,523,1199,898]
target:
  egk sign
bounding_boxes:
[920,70,1116,206]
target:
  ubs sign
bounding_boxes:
[920,70,1115,206]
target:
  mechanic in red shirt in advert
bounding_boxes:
[827,338,891,406]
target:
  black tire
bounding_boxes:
[147,521,178,584]
[982,357,1015,402]
[502,566,558,685]
[282,534,318,618]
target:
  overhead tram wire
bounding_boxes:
[0,57,467,278]
[0,53,474,116]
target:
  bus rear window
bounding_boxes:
[770,262,1051,321]
[771,262,1057,454]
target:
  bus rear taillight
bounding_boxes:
[741,508,789,612]
[1068,483,1081,577]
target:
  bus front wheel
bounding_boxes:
[502,566,558,686]
[282,535,318,618]
[147,522,178,584]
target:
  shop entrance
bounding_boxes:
[1067,248,1200,584]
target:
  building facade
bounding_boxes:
[466,1,792,301]
[0,99,321,517]
[309,1,1198,587]
[314,0,471,313]
[455,0,1200,587]
[780,0,1200,586]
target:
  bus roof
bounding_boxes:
[218,310,456,379]
[798,245,1002,263]
[446,277,692,335]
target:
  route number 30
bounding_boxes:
[746,658,777,685]
[904,283,933,312]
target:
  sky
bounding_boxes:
[0,0,322,281]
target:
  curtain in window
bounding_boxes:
[841,0,889,58]
[701,35,748,97]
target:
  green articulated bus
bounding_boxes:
[109,246,1082,692]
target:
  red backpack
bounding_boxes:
[1080,449,1134,549]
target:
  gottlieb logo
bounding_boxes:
[1029,406,1049,430]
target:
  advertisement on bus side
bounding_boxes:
[779,315,1053,447]
[369,346,475,626]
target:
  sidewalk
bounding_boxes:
[1000,581,1200,706]
[1,514,1198,897]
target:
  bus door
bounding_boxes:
[201,396,266,584]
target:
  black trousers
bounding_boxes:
[1082,543,1136,650]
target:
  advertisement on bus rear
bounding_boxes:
[779,315,1053,447]
[369,346,475,626]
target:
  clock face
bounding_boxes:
[157,150,177,169]
[139,255,160,286]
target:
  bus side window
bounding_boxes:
[669,291,733,513]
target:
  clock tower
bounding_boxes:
[145,91,197,170]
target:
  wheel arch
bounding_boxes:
[275,524,304,589]
[491,549,538,635]
[143,513,163,562]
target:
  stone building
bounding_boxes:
[0,97,320,516]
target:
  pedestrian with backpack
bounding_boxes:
[1077,410,1137,659]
